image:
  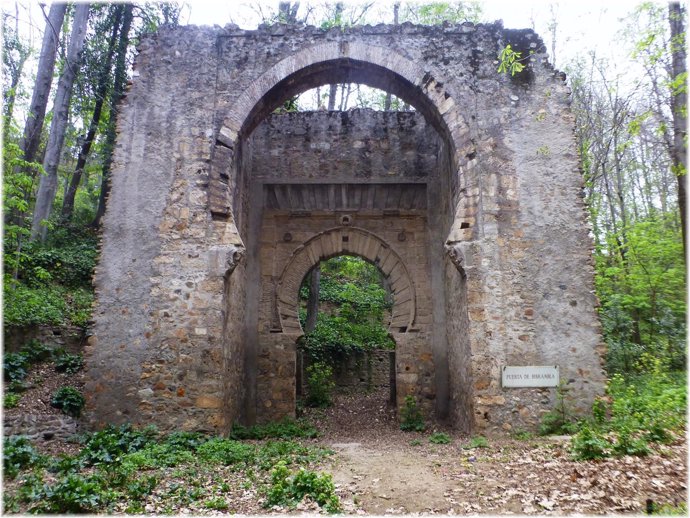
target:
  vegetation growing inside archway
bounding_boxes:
[298,256,394,367]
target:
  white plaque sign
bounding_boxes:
[502,366,559,388]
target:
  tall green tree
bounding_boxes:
[668,2,687,255]
[16,2,66,170]
[61,4,124,221]
[92,3,134,228]
[31,3,91,242]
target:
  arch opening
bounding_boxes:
[296,255,397,415]
[220,44,471,427]
[239,58,455,152]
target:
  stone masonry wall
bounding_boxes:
[86,21,604,434]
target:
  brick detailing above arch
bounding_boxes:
[276,227,416,334]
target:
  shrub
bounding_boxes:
[3,436,45,479]
[164,430,209,450]
[54,351,84,374]
[612,426,650,457]
[539,383,578,435]
[466,436,489,449]
[22,339,51,362]
[79,424,158,466]
[591,397,608,425]
[265,461,341,513]
[255,440,330,471]
[570,425,610,460]
[230,418,318,440]
[32,473,112,513]
[305,362,335,408]
[123,443,196,469]
[3,279,67,326]
[205,497,229,511]
[4,392,21,408]
[3,351,30,383]
[51,387,85,417]
[429,432,451,444]
[400,395,425,432]
[197,438,256,466]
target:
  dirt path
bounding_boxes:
[306,389,688,515]
[328,442,453,514]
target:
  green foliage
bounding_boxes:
[22,339,52,363]
[649,502,688,515]
[400,395,425,432]
[230,418,318,440]
[79,424,158,466]
[596,215,686,374]
[539,383,579,435]
[3,278,94,328]
[300,256,395,368]
[31,472,113,513]
[569,366,685,460]
[399,1,483,24]
[305,362,335,408]
[3,225,97,329]
[497,44,526,76]
[571,424,610,460]
[50,387,86,417]
[204,496,229,511]
[197,438,256,467]
[255,440,329,470]
[591,397,608,425]
[53,351,84,374]
[466,436,489,449]
[3,436,45,479]
[3,351,30,382]
[611,424,651,457]
[265,461,341,513]
[428,432,451,444]
[4,392,21,408]
[511,430,534,441]
[121,442,196,469]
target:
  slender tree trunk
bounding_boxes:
[328,84,338,110]
[31,3,90,242]
[61,6,123,221]
[3,38,31,140]
[669,2,687,258]
[384,3,400,111]
[18,2,66,166]
[278,2,300,22]
[92,4,133,229]
[305,266,320,332]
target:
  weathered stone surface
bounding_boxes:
[4,414,78,441]
[85,21,605,434]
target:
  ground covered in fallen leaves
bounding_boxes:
[3,377,687,514]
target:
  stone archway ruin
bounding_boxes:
[85,21,605,435]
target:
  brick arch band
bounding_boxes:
[276,227,416,334]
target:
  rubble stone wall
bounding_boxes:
[85,21,605,434]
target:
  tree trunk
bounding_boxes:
[92,4,134,229]
[669,2,687,258]
[31,3,90,242]
[384,3,400,111]
[328,84,338,110]
[305,266,320,332]
[278,2,300,23]
[17,2,66,166]
[61,5,123,221]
